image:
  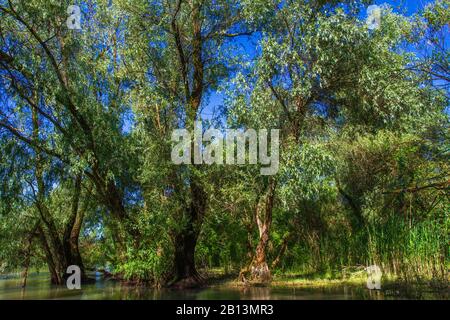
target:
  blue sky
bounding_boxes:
[201,0,440,121]
[376,0,434,15]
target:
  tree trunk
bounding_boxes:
[251,225,272,283]
[240,180,277,284]
[89,176,130,262]
[69,208,85,274]
[336,179,364,230]
[21,237,33,288]
[271,233,291,269]
[169,0,206,289]
[62,174,88,281]
[32,98,67,284]
[37,226,62,285]
[172,229,201,287]
[171,179,206,288]
[21,223,41,287]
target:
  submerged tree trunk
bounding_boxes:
[32,102,90,283]
[68,207,85,273]
[32,99,67,284]
[37,225,63,285]
[169,1,206,289]
[21,235,33,288]
[62,174,88,281]
[173,228,201,286]
[171,180,206,288]
[21,222,41,287]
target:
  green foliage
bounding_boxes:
[0,0,448,287]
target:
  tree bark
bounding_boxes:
[240,180,277,283]
[21,235,33,288]
[169,1,206,288]
[171,179,206,288]
[173,229,201,286]
[62,174,88,281]
[32,96,68,283]
[271,233,291,269]
[37,225,62,285]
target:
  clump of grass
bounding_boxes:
[279,212,448,287]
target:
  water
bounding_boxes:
[0,273,446,300]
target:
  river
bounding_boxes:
[0,273,446,300]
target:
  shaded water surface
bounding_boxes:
[0,273,446,300]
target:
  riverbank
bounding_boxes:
[202,268,448,299]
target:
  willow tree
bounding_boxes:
[226,0,443,282]
[117,0,252,287]
[0,0,137,280]
[414,0,449,88]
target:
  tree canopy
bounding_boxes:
[0,0,448,288]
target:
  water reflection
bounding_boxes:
[0,273,446,300]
